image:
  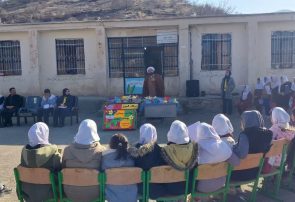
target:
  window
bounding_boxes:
[108,36,178,78]
[201,33,231,70]
[271,31,295,69]
[0,40,21,76]
[56,39,85,75]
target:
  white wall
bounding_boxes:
[190,23,248,95]
[38,28,107,96]
[0,32,34,96]
[256,21,295,82]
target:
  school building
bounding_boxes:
[0,12,295,96]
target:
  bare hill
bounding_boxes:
[0,0,233,24]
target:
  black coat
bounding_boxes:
[128,143,166,199]
[56,95,75,109]
[4,94,23,109]
[231,127,272,181]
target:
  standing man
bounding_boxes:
[221,69,235,115]
[37,89,57,125]
[143,66,165,97]
[1,87,23,127]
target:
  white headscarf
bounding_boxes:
[139,123,157,144]
[167,120,189,144]
[74,119,100,145]
[281,75,289,84]
[242,85,251,100]
[255,78,264,90]
[196,123,232,164]
[271,107,290,129]
[212,114,234,136]
[147,66,155,74]
[28,122,50,147]
[188,121,201,143]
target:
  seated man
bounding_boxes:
[37,89,57,125]
[53,88,75,127]
[1,87,23,127]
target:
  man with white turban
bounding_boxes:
[143,66,165,97]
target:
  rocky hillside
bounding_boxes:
[0,0,233,24]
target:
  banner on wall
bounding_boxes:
[124,77,145,95]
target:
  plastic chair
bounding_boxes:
[17,96,42,126]
[14,166,58,202]
[101,167,145,202]
[58,168,101,202]
[260,138,289,201]
[146,165,190,202]
[191,162,233,202]
[230,153,265,202]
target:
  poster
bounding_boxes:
[124,77,144,95]
[103,109,137,130]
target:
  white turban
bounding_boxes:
[147,66,155,74]
[139,123,157,144]
[212,114,234,136]
[28,122,50,147]
[74,119,100,145]
[167,120,189,144]
[271,107,290,129]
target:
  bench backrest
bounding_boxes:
[234,153,264,171]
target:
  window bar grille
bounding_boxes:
[56,39,85,75]
[0,40,21,76]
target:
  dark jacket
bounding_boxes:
[4,94,23,109]
[128,143,166,198]
[128,142,165,170]
[57,95,75,109]
[231,127,272,181]
[221,77,235,99]
[20,144,62,202]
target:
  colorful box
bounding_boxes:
[103,109,137,130]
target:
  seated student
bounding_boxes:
[231,110,273,181]
[20,122,62,202]
[37,89,57,124]
[287,108,295,170]
[237,85,253,115]
[280,76,292,111]
[101,133,137,202]
[212,113,236,148]
[0,94,4,126]
[62,119,105,202]
[53,88,75,127]
[254,77,264,113]
[128,123,165,198]
[161,120,197,196]
[194,122,233,193]
[268,107,295,168]
[1,87,23,127]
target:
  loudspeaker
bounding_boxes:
[186,80,199,97]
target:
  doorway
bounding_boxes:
[144,46,164,76]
